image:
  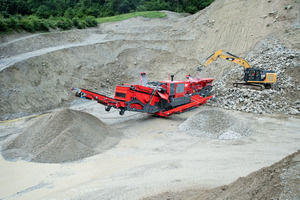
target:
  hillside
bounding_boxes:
[0,0,299,120]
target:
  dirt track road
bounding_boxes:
[0,102,299,200]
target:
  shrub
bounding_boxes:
[8,16,19,30]
[84,16,97,27]
[186,6,198,14]
[77,20,86,29]
[56,18,72,30]
[29,16,42,31]
[48,16,57,29]
[64,8,75,19]
[65,18,72,29]
[39,19,49,31]
[0,18,9,32]
[72,17,79,28]
[15,14,22,20]
[36,5,51,19]
[19,18,35,32]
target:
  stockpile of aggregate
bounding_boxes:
[179,109,253,140]
[1,109,123,163]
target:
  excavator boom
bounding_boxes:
[200,50,251,70]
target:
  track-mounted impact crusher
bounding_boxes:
[72,73,214,116]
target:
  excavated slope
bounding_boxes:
[1,109,123,163]
[144,150,300,200]
[0,0,299,120]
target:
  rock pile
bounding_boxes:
[1,109,123,163]
[179,109,253,140]
[211,87,300,115]
[208,35,300,115]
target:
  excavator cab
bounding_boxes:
[244,68,276,82]
[245,69,261,82]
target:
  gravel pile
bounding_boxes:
[209,35,300,115]
[1,109,123,163]
[179,109,253,140]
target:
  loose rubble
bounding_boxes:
[208,35,300,115]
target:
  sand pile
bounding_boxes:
[1,109,122,163]
[145,150,300,200]
[179,109,253,139]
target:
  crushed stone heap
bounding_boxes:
[179,109,253,140]
[1,109,123,163]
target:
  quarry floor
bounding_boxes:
[0,102,299,200]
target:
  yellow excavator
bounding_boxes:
[198,50,277,90]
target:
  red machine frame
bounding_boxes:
[72,73,214,117]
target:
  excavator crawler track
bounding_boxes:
[233,82,265,91]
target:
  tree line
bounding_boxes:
[0,0,214,33]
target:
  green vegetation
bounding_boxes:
[96,11,166,23]
[0,15,98,33]
[0,0,214,33]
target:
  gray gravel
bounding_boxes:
[179,109,253,140]
[1,109,123,163]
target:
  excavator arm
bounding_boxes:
[197,50,277,90]
[198,50,251,71]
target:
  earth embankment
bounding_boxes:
[144,150,300,200]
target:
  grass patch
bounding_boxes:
[96,11,166,23]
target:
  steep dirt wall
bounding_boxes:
[178,0,300,79]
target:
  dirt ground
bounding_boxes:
[0,0,299,199]
[0,102,299,200]
[145,149,300,200]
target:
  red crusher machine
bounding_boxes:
[71,73,214,117]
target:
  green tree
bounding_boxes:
[64,8,75,19]
[36,5,52,18]
[1,0,216,33]
[0,15,8,31]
